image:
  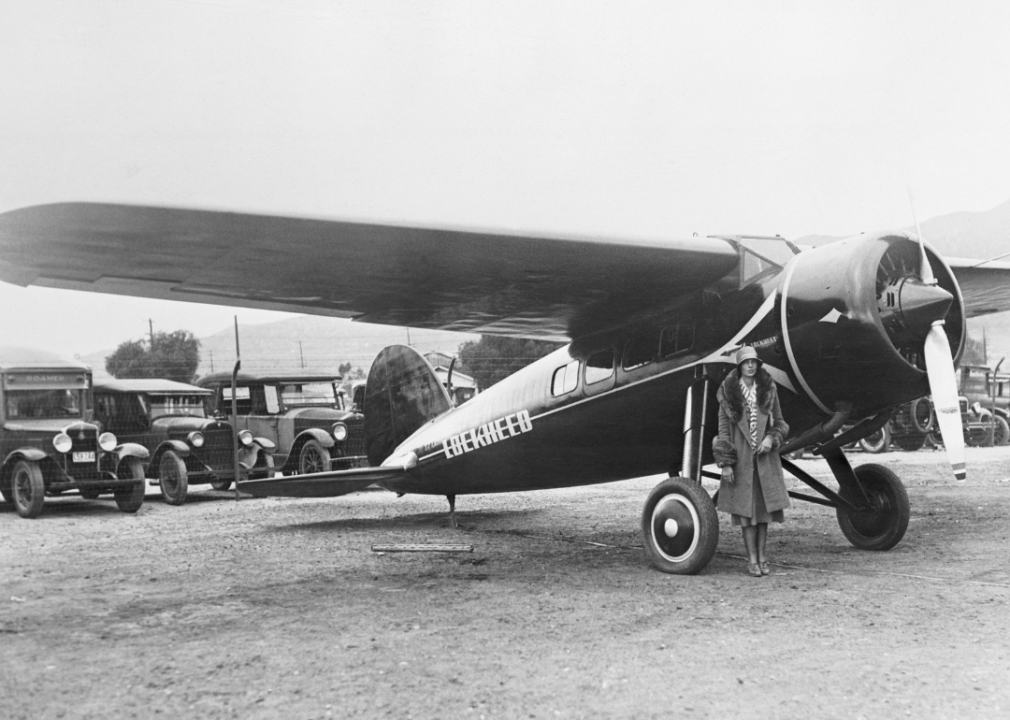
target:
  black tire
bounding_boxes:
[12,460,45,519]
[910,398,934,434]
[114,458,146,513]
[836,463,910,551]
[210,477,232,491]
[299,440,331,475]
[250,452,275,480]
[858,424,891,454]
[893,434,926,452]
[994,416,1010,447]
[641,477,719,574]
[159,450,188,506]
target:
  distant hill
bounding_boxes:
[84,317,477,381]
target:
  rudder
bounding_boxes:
[364,345,453,466]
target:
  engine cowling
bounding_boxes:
[779,233,964,417]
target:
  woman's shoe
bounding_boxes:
[748,562,762,577]
[759,561,771,576]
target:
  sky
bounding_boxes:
[2,0,1010,356]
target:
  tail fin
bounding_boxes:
[364,345,453,465]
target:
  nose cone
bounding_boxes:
[899,278,953,339]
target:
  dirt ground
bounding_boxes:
[2,447,1010,720]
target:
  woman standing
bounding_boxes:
[712,346,790,577]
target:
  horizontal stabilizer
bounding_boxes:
[237,466,406,498]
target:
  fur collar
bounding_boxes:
[719,367,775,422]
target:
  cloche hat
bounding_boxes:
[735,346,761,366]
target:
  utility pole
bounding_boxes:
[209,349,214,373]
[149,319,155,349]
[299,341,305,369]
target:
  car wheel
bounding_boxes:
[299,440,331,475]
[12,460,45,519]
[159,450,189,506]
[857,424,891,453]
[836,464,910,551]
[114,457,146,513]
[910,397,934,434]
[210,477,233,491]
[994,416,1010,447]
[640,477,719,574]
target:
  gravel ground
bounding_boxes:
[2,447,1010,719]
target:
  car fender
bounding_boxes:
[151,439,191,466]
[115,443,151,462]
[254,437,276,451]
[1,448,50,482]
[295,428,335,448]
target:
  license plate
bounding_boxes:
[72,451,95,463]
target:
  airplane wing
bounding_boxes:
[946,257,1010,318]
[237,465,406,498]
[0,202,738,340]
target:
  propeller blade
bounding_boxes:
[908,189,936,285]
[924,322,965,481]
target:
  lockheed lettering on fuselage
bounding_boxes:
[439,410,533,459]
[3,204,1010,573]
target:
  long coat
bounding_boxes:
[712,367,791,518]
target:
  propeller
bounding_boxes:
[909,196,966,481]
[924,320,966,481]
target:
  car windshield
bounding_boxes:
[147,394,207,420]
[280,382,341,408]
[5,389,83,419]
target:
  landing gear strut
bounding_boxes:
[781,447,910,551]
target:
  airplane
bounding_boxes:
[2,201,1010,574]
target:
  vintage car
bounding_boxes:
[854,397,934,453]
[958,364,1010,446]
[0,347,147,518]
[197,372,367,474]
[959,396,1003,447]
[93,378,275,504]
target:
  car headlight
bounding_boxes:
[53,433,73,453]
[188,431,205,448]
[99,432,117,452]
[332,422,348,441]
[238,429,253,446]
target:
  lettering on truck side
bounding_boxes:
[442,409,533,459]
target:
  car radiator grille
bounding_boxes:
[344,416,367,458]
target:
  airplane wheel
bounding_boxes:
[994,417,1010,446]
[12,460,45,519]
[641,477,718,574]
[114,458,146,513]
[836,464,909,551]
[159,451,189,506]
[299,440,331,475]
[857,425,890,453]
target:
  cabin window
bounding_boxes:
[551,359,580,396]
[660,320,696,358]
[584,349,615,385]
[220,386,252,415]
[623,334,657,371]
